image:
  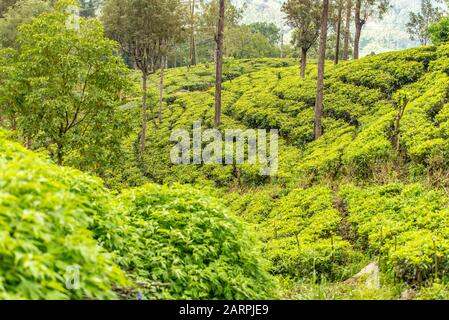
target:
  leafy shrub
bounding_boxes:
[0,129,128,299]
[96,184,277,300]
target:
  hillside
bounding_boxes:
[3,41,449,300]
[115,44,449,299]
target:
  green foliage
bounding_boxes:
[95,183,277,300]
[428,16,449,45]
[0,0,51,49]
[0,129,129,299]
[0,129,276,299]
[0,7,134,174]
[406,0,442,46]
[225,25,280,59]
[228,186,363,281]
[341,183,449,283]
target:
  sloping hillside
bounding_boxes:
[129,44,449,299]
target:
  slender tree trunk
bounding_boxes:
[314,0,330,140]
[214,0,225,128]
[140,71,148,152]
[159,56,165,124]
[354,0,362,59]
[174,49,177,68]
[300,47,307,79]
[335,5,343,64]
[343,0,352,60]
[280,31,284,58]
[189,0,197,66]
[56,142,63,165]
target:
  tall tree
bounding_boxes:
[343,0,352,60]
[334,0,344,64]
[282,0,322,79]
[158,54,165,124]
[0,4,133,171]
[0,0,17,18]
[248,22,281,45]
[406,0,442,46]
[315,0,330,140]
[197,0,241,64]
[102,0,185,152]
[354,0,390,59]
[214,0,224,128]
[0,0,51,49]
[189,0,197,66]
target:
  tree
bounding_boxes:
[225,25,279,58]
[406,0,442,46]
[102,0,185,152]
[0,3,133,171]
[315,0,330,140]
[214,0,224,128]
[343,0,352,60]
[78,0,100,17]
[197,0,241,63]
[428,16,449,45]
[282,0,322,79]
[248,22,281,45]
[354,0,390,59]
[333,0,345,64]
[0,0,17,18]
[0,0,51,49]
[189,0,197,66]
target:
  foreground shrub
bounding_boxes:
[0,130,128,299]
[96,184,277,300]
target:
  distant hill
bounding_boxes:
[233,0,440,56]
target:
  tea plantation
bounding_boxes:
[3,44,449,299]
[138,44,449,299]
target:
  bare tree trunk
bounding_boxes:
[214,0,225,128]
[189,0,197,66]
[335,5,343,65]
[280,31,284,58]
[56,142,63,165]
[300,47,307,79]
[159,56,165,124]
[140,71,148,152]
[343,0,352,60]
[174,48,177,68]
[354,0,362,60]
[314,0,330,140]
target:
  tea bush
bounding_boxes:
[340,183,449,283]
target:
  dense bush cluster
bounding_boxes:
[0,129,128,299]
[97,184,276,299]
[0,130,275,299]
